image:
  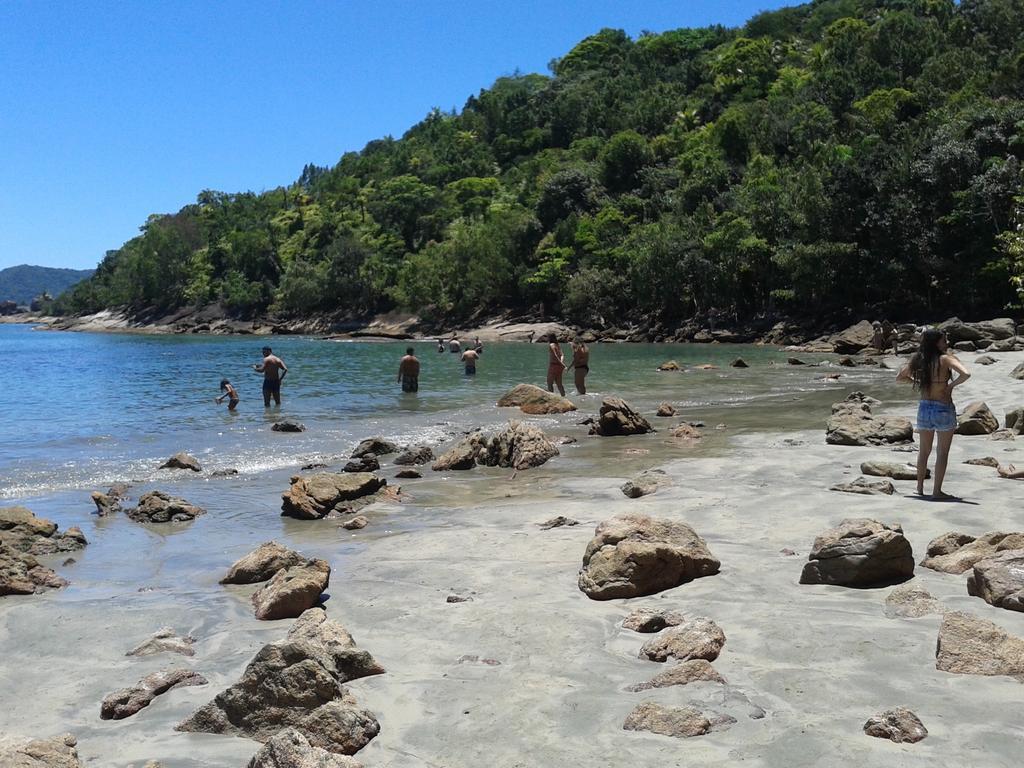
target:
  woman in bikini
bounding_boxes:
[546,334,566,396]
[896,328,971,499]
[571,338,589,394]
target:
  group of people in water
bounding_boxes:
[216,346,288,411]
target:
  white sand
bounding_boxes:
[2,351,1023,767]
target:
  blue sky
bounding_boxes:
[0,0,790,270]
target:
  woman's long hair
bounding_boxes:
[908,329,945,391]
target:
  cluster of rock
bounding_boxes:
[177,608,385,758]
[825,396,912,446]
[281,473,386,520]
[221,541,330,620]
[588,397,653,437]
[801,317,1024,355]
[90,483,130,515]
[919,530,1024,574]
[0,506,85,596]
[0,733,83,767]
[799,519,914,587]
[126,491,206,524]
[938,317,1024,352]
[248,728,364,768]
[431,421,559,471]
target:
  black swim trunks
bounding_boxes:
[465,365,476,375]
[262,379,281,395]
[402,376,419,393]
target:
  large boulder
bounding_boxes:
[101,668,207,720]
[1011,361,1024,380]
[578,514,719,600]
[920,531,1024,574]
[863,708,928,743]
[177,609,385,756]
[497,384,576,414]
[971,318,1016,340]
[826,402,913,446]
[967,550,1024,612]
[350,438,397,459]
[638,617,726,662]
[281,473,386,520]
[252,559,331,621]
[935,610,1024,675]
[431,438,478,471]
[799,518,914,587]
[830,320,875,354]
[474,421,559,470]
[0,544,67,595]
[0,733,82,768]
[160,452,202,472]
[222,542,307,585]
[247,728,363,768]
[0,506,87,555]
[1005,407,1024,434]
[956,401,999,435]
[589,397,653,436]
[127,491,206,523]
[939,317,986,344]
[393,445,434,465]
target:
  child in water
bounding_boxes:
[216,379,240,411]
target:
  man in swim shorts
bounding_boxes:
[461,348,479,375]
[254,346,288,407]
[398,347,420,392]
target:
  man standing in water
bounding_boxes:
[461,347,480,376]
[254,346,288,407]
[398,347,420,393]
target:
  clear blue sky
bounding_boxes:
[0,0,790,270]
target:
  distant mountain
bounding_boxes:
[0,264,95,305]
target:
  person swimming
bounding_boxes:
[216,379,239,411]
[398,347,420,393]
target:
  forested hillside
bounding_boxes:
[0,265,94,305]
[57,0,1024,328]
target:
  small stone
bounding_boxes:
[884,582,945,619]
[622,608,686,633]
[638,617,726,662]
[864,708,928,743]
[657,361,682,371]
[127,628,197,657]
[538,516,578,529]
[342,516,368,530]
[351,437,398,458]
[829,477,896,495]
[395,468,422,479]
[272,419,306,433]
[730,358,748,368]
[656,402,676,417]
[623,703,717,738]
[160,452,202,472]
[625,659,726,692]
[446,594,472,603]
[964,456,999,467]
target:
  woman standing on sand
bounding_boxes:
[896,328,971,499]
[571,338,589,394]
[546,334,566,396]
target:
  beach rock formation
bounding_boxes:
[625,659,726,692]
[127,628,196,657]
[342,516,368,530]
[394,468,421,479]
[272,420,306,433]
[1011,362,1024,380]
[160,452,202,472]
[222,542,307,584]
[657,361,681,371]
[0,544,68,595]
[826,401,913,446]
[800,518,914,587]
[431,438,478,471]
[671,423,703,440]
[252,559,331,620]
[622,703,726,738]
[474,421,559,470]
[0,733,82,768]
[247,728,364,768]
[393,445,433,465]
[1005,407,1024,434]
[638,617,726,662]
[967,551,1024,611]
[350,438,397,458]
[578,514,720,600]
[127,491,206,523]
[830,320,875,354]
[90,488,125,516]
[860,461,926,481]
[621,470,671,498]
[863,708,928,743]
[884,583,945,619]
[100,668,208,720]
[655,403,676,417]
[343,457,379,473]
[920,531,1024,574]
[0,506,87,555]
[730,358,748,368]
[589,397,653,436]
[829,477,896,495]
[496,383,576,414]
[281,473,386,520]
[178,608,384,756]
[935,610,1024,675]
[622,607,687,633]
[955,401,999,435]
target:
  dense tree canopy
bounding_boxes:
[57,0,1024,325]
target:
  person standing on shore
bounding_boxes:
[896,328,971,499]
[398,347,420,393]
[461,347,479,376]
[546,333,566,396]
[254,346,287,407]
[571,338,589,394]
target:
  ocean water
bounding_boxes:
[0,323,911,500]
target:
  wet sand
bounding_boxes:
[2,351,1023,767]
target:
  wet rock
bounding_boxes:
[101,668,208,720]
[826,402,913,446]
[341,516,368,530]
[127,491,206,524]
[126,628,196,657]
[864,708,928,743]
[281,473,386,520]
[800,518,914,587]
[623,608,686,633]
[671,423,703,440]
[474,421,559,470]
[956,401,999,435]
[394,468,421,479]
[884,582,945,619]
[589,397,653,437]
[178,609,385,755]
[538,516,578,530]
[350,438,397,458]
[935,610,1024,675]
[921,531,1024,574]
[252,559,330,620]
[829,478,896,495]
[0,733,82,768]
[967,550,1024,611]
[964,456,1000,467]
[160,452,202,472]
[0,544,68,595]
[578,514,720,600]
[496,383,576,414]
[975,355,998,365]
[622,703,718,738]
[657,361,681,371]
[787,357,806,365]
[272,420,306,433]
[655,403,676,417]
[860,461,927,481]
[1005,407,1024,434]
[1012,362,1024,380]
[247,728,364,768]
[431,438,478,471]
[221,542,306,585]
[393,445,434,465]
[625,659,726,692]
[837,356,856,367]
[730,358,748,368]
[638,617,726,662]
[0,506,87,555]
[343,457,379,473]
[91,490,122,516]
[301,462,328,471]
[621,470,670,499]
[211,468,239,477]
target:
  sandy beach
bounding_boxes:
[2,347,1023,767]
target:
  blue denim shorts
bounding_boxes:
[917,400,957,432]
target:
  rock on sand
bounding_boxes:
[127,491,206,523]
[281,473,386,520]
[863,708,928,743]
[920,531,1024,574]
[247,728,364,768]
[101,668,208,720]
[589,397,653,436]
[935,610,1024,675]
[496,383,576,414]
[0,506,87,555]
[799,518,914,587]
[967,550,1024,612]
[252,559,331,621]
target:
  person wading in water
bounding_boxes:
[254,346,288,407]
